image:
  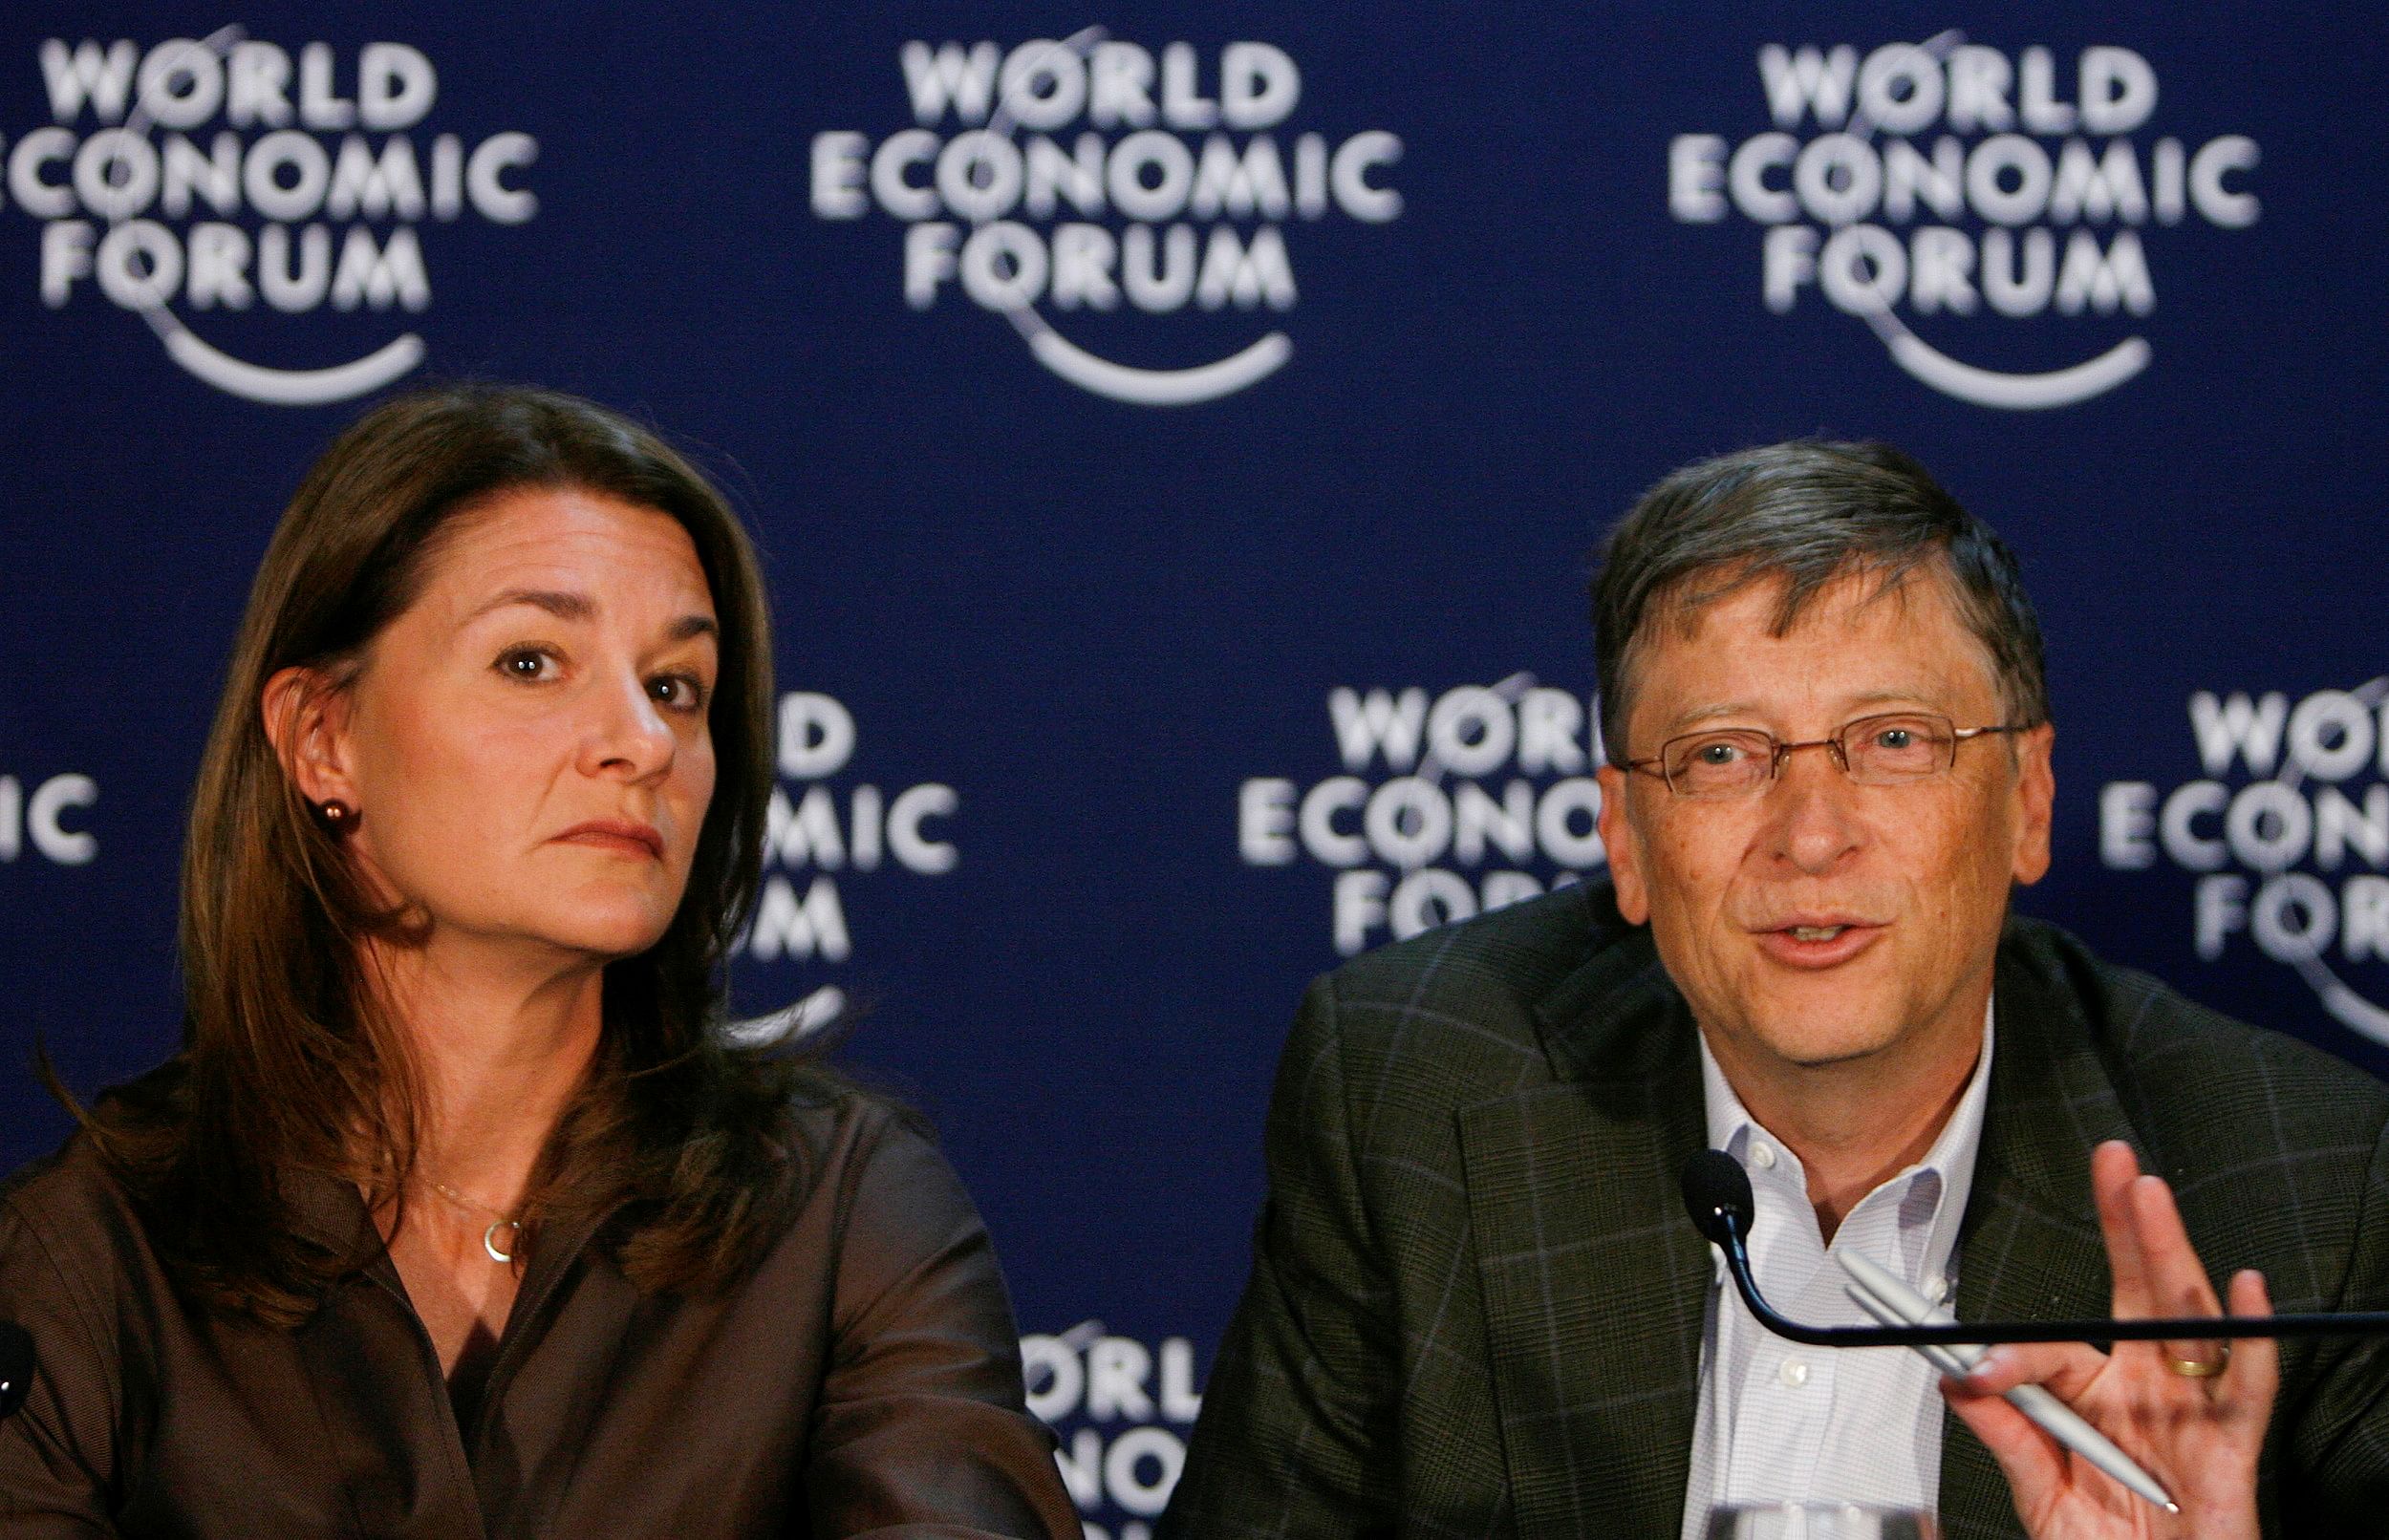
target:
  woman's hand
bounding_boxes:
[1941,1140,2277,1540]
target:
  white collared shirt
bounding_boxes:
[1678,1002,1995,1538]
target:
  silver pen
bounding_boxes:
[1836,1250,2179,1516]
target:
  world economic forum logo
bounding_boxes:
[2100,682,2389,1046]
[1238,675,1609,956]
[810,31,1402,406]
[724,693,960,1052]
[1668,36,2257,410]
[6,29,537,405]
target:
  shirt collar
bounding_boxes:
[1696,996,1996,1290]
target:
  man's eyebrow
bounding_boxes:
[1658,690,1947,735]
[1662,702,1756,733]
[1843,689,1942,712]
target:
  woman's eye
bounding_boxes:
[496,647,556,681]
[650,674,709,712]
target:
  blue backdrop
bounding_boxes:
[4,4,2385,1529]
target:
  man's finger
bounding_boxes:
[2124,1169,2234,1374]
[2093,1140,2157,1316]
[1958,1340,2109,1404]
[2130,1172,2226,1314]
[2154,1336,2232,1380]
[1940,1377,2070,1523]
[2219,1269,2281,1414]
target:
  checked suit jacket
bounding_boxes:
[1162,882,2389,1540]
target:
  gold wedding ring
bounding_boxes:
[2165,1341,2231,1379]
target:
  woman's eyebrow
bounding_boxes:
[463,591,714,643]
[468,588,592,624]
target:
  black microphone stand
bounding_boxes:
[1682,1149,2389,1348]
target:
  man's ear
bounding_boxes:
[260,666,357,809]
[2010,721,2055,887]
[1596,763,1649,924]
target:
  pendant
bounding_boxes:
[484,1220,520,1265]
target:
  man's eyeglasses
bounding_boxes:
[1622,712,2029,800]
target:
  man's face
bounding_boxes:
[1594,566,2054,1084]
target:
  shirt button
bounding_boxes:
[1779,1358,1809,1387]
[1750,1143,1777,1169]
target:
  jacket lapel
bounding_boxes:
[1459,917,1712,1540]
[1936,929,2138,1540]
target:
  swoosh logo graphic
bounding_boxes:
[1024,329,1293,407]
[160,326,427,407]
[2312,973,2389,1045]
[1881,329,2153,412]
[1857,287,2152,412]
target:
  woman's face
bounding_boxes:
[293,486,721,964]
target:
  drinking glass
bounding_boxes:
[1704,1502,1938,1539]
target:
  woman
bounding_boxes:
[0,385,1079,1538]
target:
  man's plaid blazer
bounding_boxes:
[1161,882,2389,1539]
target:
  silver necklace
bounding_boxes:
[427,1179,524,1264]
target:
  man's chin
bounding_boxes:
[1765,1032,1905,1070]
[1734,999,1910,1070]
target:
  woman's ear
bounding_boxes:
[261,666,357,809]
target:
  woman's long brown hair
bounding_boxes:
[80,384,813,1324]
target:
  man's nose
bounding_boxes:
[1765,743,1862,873]
[581,674,677,781]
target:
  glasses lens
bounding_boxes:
[1840,714,1954,782]
[1663,731,1775,796]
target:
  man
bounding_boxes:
[1163,442,2389,1540]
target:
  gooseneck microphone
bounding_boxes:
[0,1320,31,1419]
[1681,1148,2389,1347]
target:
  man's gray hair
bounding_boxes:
[1591,439,2049,759]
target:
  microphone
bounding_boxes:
[1679,1149,2389,1347]
[0,1320,30,1419]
